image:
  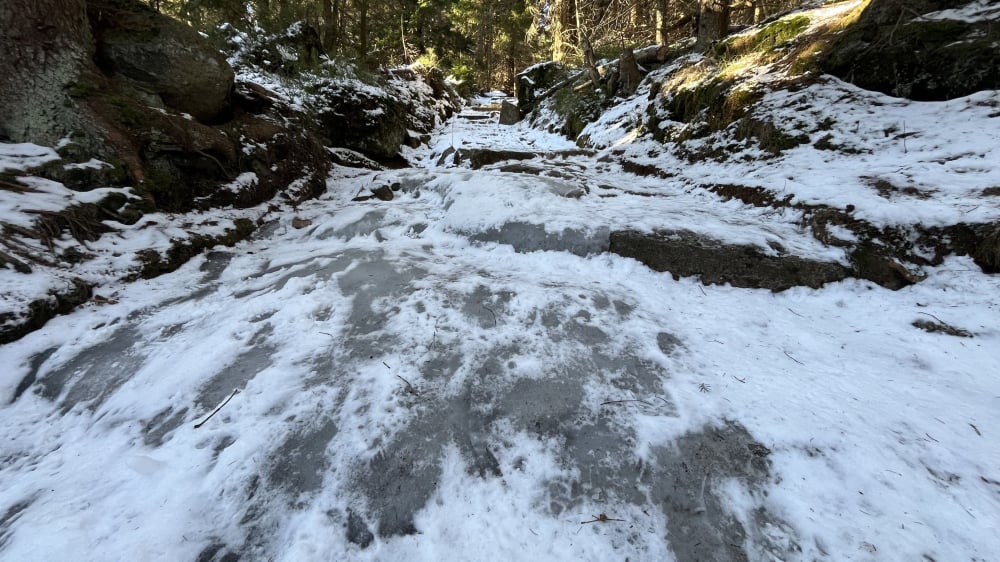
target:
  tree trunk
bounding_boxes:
[321,0,338,51]
[581,36,601,90]
[358,0,369,61]
[696,0,731,51]
[551,0,574,62]
[619,46,641,94]
[0,0,94,145]
[655,0,670,45]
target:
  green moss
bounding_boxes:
[716,15,810,59]
[551,86,605,139]
[664,79,762,135]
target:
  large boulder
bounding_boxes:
[310,80,410,159]
[499,100,520,125]
[87,0,234,122]
[822,0,1000,100]
[515,61,568,115]
[310,68,460,159]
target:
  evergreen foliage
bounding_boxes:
[145,0,817,91]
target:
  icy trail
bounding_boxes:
[1,102,998,562]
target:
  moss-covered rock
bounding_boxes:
[823,3,999,100]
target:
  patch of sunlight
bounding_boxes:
[613,127,643,147]
[664,62,716,94]
[720,52,778,80]
[811,0,868,32]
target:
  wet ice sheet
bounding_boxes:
[1,173,998,560]
[3,95,1000,560]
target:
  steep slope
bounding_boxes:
[519,0,999,289]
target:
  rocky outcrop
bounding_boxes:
[311,67,458,160]
[311,80,410,159]
[610,230,851,291]
[823,0,1000,100]
[88,0,234,122]
[515,61,569,115]
[0,278,92,345]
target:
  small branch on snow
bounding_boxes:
[194,388,240,429]
[481,304,497,326]
[783,351,804,365]
[600,399,652,406]
[581,513,625,524]
[969,423,982,436]
[917,311,946,324]
[396,374,419,396]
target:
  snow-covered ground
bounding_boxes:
[2,88,1000,562]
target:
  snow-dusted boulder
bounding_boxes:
[88,0,234,123]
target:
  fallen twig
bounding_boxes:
[194,388,239,428]
[482,305,497,326]
[732,376,746,384]
[787,308,804,318]
[396,374,419,396]
[600,399,652,406]
[582,513,625,524]
[783,351,804,365]
[969,423,982,436]
[917,311,946,324]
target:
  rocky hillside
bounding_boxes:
[0,0,460,343]
[509,0,999,291]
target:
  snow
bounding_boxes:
[2,32,1000,562]
[573,75,1000,231]
[0,143,60,172]
[918,0,1000,23]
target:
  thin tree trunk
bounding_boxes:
[358,0,369,61]
[321,0,335,51]
[551,0,573,62]
[655,0,670,45]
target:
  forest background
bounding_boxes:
[148,0,808,91]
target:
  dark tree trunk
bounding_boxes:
[696,0,730,51]
[358,0,369,61]
[321,0,339,51]
[0,0,94,144]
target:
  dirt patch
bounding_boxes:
[709,183,794,208]
[912,318,974,338]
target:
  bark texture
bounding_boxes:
[696,0,730,51]
[0,0,94,144]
